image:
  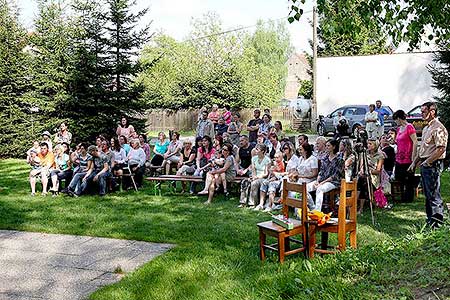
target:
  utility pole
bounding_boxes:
[312,5,318,126]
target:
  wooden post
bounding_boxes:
[312,6,318,127]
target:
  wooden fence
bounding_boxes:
[145,107,311,133]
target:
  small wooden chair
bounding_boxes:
[257,179,308,263]
[308,179,357,258]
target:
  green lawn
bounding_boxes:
[0,159,449,300]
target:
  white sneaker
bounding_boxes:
[264,206,272,212]
[254,205,263,211]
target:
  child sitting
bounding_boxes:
[256,152,286,211]
[28,149,41,170]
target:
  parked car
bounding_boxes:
[405,103,441,137]
[317,104,395,137]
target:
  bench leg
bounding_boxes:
[259,230,266,261]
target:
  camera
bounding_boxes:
[354,128,368,153]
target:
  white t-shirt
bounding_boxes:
[297,155,318,183]
[286,154,300,172]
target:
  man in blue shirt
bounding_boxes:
[375,100,390,137]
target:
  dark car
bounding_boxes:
[406,104,429,137]
[317,105,395,137]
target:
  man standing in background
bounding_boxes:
[375,100,390,137]
[410,102,448,228]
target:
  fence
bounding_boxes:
[145,107,311,133]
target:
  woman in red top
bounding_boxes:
[393,110,418,202]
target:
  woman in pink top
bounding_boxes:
[116,116,137,140]
[208,104,220,124]
[393,110,418,202]
[222,105,232,125]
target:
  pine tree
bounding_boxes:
[27,0,74,135]
[103,0,152,132]
[0,0,32,157]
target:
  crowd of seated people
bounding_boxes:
[26,103,423,216]
[27,116,152,197]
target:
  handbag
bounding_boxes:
[374,187,388,208]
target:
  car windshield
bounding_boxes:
[408,106,422,117]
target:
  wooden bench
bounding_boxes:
[145,175,246,195]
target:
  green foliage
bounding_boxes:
[137,14,292,109]
[429,46,450,165]
[0,0,35,157]
[298,80,312,99]
[289,0,450,50]
[316,0,389,57]
[0,0,151,157]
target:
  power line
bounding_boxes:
[183,10,313,43]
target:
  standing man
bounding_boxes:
[410,102,448,228]
[375,100,390,137]
[196,111,215,139]
[247,109,263,144]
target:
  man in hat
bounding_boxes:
[41,131,53,152]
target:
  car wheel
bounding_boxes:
[317,124,325,136]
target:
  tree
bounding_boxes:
[298,80,312,99]
[289,0,450,50]
[26,0,74,134]
[316,0,389,57]
[137,14,292,109]
[429,47,450,165]
[0,0,34,157]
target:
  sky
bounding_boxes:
[15,0,314,54]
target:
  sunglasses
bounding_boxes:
[283,147,290,150]
[222,148,229,151]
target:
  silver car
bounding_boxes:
[317,105,395,137]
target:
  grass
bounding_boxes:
[0,158,449,300]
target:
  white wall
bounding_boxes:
[316,52,439,115]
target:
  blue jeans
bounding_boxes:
[68,172,87,194]
[420,160,444,226]
[79,170,111,195]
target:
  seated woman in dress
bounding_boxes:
[306,139,344,212]
[190,136,216,194]
[126,139,146,188]
[110,137,127,180]
[297,143,319,184]
[49,144,73,195]
[118,135,131,155]
[151,132,169,168]
[238,143,271,208]
[339,138,356,182]
[200,143,236,204]
[176,139,197,192]
[358,139,385,213]
[162,131,182,175]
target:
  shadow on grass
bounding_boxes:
[1,159,449,300]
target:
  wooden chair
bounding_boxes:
[308,179,357,258]
[257,179,308,263]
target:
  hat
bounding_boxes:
[42,131,51,137]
